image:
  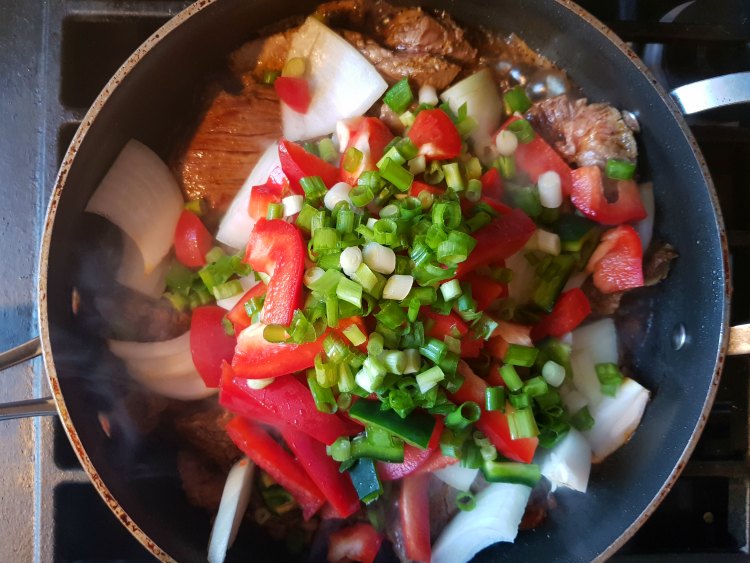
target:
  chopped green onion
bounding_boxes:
[596,362,624,396]
[323,333,351,363]
[303,141,319,156]
[503,85,532,114]
[343,147,363,173]
[379,157,414,192]
[350,184,375,207]
[383,78,414,114]
[336,207,356,234]
[351,428,404,463]
[503,343,539,367]
[373,219,398,246]
[399,110,415,127]
[343,323,367,346]
[307,371,337,413]
[444,335,461,355]
[507,408,539,439]
[395,137,419,161]
[416,365,445,393]
[419,337,448,363]
[289,310,316,343]
[443,162,465,191]
[482,460,541,487]
[445,401,481,430]
[295,203,318,232]
[312,227,339,253]
[314,353,338,387]
[375,301,407,330]
[499,364,523,392]
[507,119,535,143]
[509,392,530,409]
[456,491,477,511]
[606,158,636,180]
[408,155,427,175]
[524,376,549,398]
[337,277,363,308]
[423,161,445,184]
[465,178,482,202]
[403,348,421,374]
[367,332,384,356]
[381,350,407,375]
[318,137,337,163]
[328,436,351,461]
[439,351,460,378]
[496,155,516,179]
[262,70,280,84]
[263,324,288,343]
[299,176,327,205]
[440,279,463,301]
[466,211,492,232]
[507,185,542,218]
[308,268,344,295]
[204,246,225,264]
[211,279,243,300]
[542,360,566,387]
[570,405,595,431]
[485,386,506,412]
[184,198,205,216]
[464,157,482,181]
[337,391,353,410]
[431,201,462,229]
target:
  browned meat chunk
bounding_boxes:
[177,449,226,510]
[379,8,477,65]
[581,277,624,318]
[171,406,240,470]
[526,95,638,169]
[341,30,460,89]
[643,241,677,286]
[314,0,367,27]
[174,81,281,211]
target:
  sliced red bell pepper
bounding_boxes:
[570,165,646,225]
[409,180,445,198]
[244,218,304,326]
[455,208,536,278]
[225,282,266,333]
[407,109,462,160]
[220,367,360,444]
[248,180,284,221]
[327,523,383,563]
[421,310,484,358]
[462,272,508,312]
[401,473,431,563]
[225,417,325,520]
[451,362,538,463]
[377,445,433,481]
[273,76,312,114]
[281,426,360,519]
[586,224,644,294]
[338,117,394,185]
[481,167,504,201]
[232,322,324,379]
[499,116,573,196]
[189,306,237,388]
[278,139,340,195]
[173,210,213,268]
[531,288,592,341]
[414,449,458,475]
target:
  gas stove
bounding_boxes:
[0,1,747,561]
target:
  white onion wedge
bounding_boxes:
[216,143,280,250]
[433,463,478,492]
[539,428,591,493]
[282,18,388,141]
[572,318,619,365]
[115,231,169,298]
[585,377,650,462]
[208,457,255,563]
[86,140,183,273]
[108,332,215,400]
[571,349,605,408]
[506,250,537,305]
[432,482,532,563]
[440,69,503,164]
[634,182,655,251]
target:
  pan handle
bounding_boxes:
[671,72,750,115]
[728,324,750,356]
[0,337,56,420]
[0,337,42,371]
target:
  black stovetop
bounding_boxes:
[0,1,747,561]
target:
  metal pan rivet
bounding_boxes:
[672,323,687,350]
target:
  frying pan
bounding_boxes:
[1,0,749,560]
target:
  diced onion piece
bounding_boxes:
[538,428,591,492]
[506,250,537,305]
[494,129,518,157]
[418,84,439,106]
[633,182,655,251]
[362,242,396,274]
[217,143,281,250]
[570,319,619,408]
[216,276,259,311]
[340,246,363,277]
[382,275,413,300]
[433,463,477,491]
[116,231,168,298]
[432,482,532,563]
[282,18,388,141]
[207,457,255,563]
[585,377,650,462]
[366,217,378,230]
[536,229,561,256]
[324,182,353,211]
[244,378,275,390]
[108,332,215,400]
[441,69,503,164]
[86,140,183,273]
[538,170,563,208]
[559,384,589,415]
[282,195,304,217]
